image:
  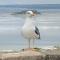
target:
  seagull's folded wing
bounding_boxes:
[35,26,40,39]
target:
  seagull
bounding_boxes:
[22,11,40,48]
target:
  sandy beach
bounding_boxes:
[0,48,60,60]
[0,49,45,60]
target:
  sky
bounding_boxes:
[0,0,60,5]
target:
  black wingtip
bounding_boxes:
[38,33,40,39]
[38,35,40,39]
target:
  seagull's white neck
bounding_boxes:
[25,17,35,26]
[26,17,33,22]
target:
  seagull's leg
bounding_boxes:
[33,39,34,48]
[28,39,30,48]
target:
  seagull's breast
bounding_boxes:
[22,23,38,39]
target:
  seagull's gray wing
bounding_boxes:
[35,26,40,39]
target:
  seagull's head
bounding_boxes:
[26,11,36,17]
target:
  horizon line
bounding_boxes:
[0,4,60,5]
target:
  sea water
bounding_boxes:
[0,5,60,51]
